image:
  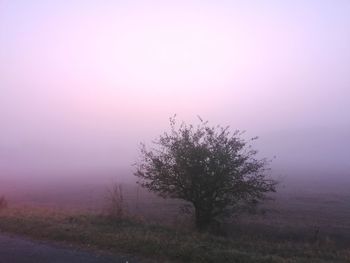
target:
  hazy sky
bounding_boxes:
[1,1,350,180]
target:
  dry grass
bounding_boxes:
[105,183,128,219]
[0,206,349,263]
[0,196,8,211]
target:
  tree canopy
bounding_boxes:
[135,116,277,230]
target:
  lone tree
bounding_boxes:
[135,116,277,230]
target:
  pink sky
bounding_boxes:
[1,1,350,180]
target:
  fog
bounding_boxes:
[1,1,350,192]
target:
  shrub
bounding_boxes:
[0,196,8,211]
[135,116,277,231]
[106,183,128,219]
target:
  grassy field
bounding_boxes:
[0,205,349,263]
[1,178,350,262]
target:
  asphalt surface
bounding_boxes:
[0,233,138,263]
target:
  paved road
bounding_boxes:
[0,233,138,263]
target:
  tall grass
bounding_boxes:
[0,206,349,263]
[105,183,128,219]
[0,196,8,211]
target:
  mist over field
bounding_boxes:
[1,0,350,203]
[2,3,350,262]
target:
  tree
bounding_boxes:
[134,116,277,231]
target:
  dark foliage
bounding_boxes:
[135,116,277,230]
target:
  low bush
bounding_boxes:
[0,196,8,211]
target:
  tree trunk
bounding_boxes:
[194,206,212,231]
